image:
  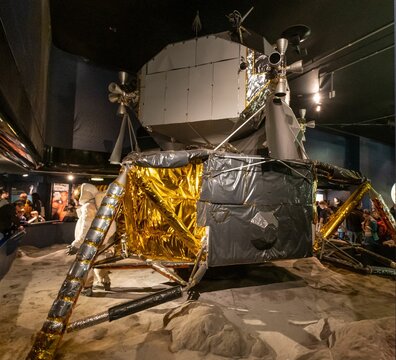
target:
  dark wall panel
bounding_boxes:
[45,47,119,153]
[73,62,119,153]
[305,128,347,168]
[360,137,395,206]
[45,46,77,148]
[0,0,50,157]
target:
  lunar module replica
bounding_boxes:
[27,15,396,359]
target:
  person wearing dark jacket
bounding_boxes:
[31,193,45,219]
[316,201,333,231]
[345,207,364,244]
[0,201,24,240]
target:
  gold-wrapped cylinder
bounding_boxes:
[320,181,372,239]
[26,167,128,360]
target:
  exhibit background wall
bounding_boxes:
[359,137,395,206]
[45,46,77,149]
[45,47,120,153]
[72,61,120,153]
[306,128,395,206]
[305,129,348,168]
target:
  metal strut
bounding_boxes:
[67,286,183,333]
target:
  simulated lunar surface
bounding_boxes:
[0,244,394,360]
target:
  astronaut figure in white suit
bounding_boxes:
[66,183,116,296]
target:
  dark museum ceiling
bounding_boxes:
[49,0,395,145]
[0,1,394,177]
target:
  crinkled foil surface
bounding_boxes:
[123,163,205,261]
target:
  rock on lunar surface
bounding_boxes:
[164,301,275,359]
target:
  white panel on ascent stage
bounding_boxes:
[147,40,196,73]
[142,72,166,125]
[212,58,244,120]
[187,64,213,122]
[140,35,248,131]
[164,68,189,124]
[196,35,241,64]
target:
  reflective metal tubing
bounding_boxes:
[26,167,128,360]
[67,311,109,333]
[368,266,396,277]
[355,246,396,268]
[150,261,187,286]
[67,286,182,333]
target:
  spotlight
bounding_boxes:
[315,105,321,112]
[22,174,28,177]
[313,93,321,104]
[91,177,104,182]
[67,174,74,181]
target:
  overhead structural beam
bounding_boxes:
[320,44,394,77]
[290,22,394,80]
[321,114,395,127]
[315,22,394,65]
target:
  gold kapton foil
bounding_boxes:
[123,163,205,261]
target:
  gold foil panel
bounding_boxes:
[123,163,205,262]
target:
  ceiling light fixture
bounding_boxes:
[313,92,321,104]
[67,174,74,181]
[316,105,321,112]
[22,173,29,177]
[91,177,104,182]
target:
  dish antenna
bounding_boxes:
[281,24,311,57]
